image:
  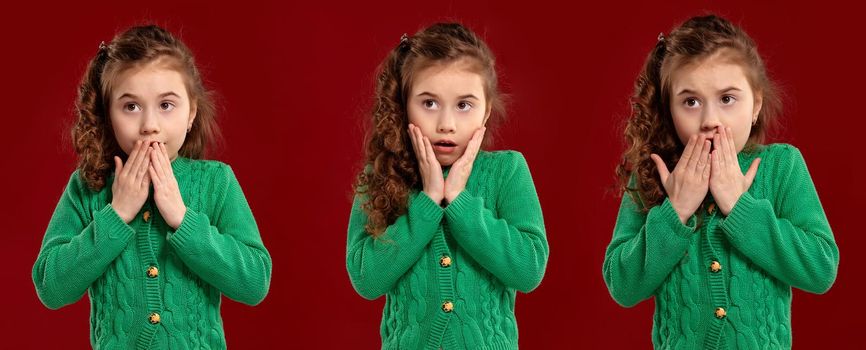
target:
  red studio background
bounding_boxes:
[3,1,863,348]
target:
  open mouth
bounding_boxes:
[432,140,458,154]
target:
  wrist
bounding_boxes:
[445,189,462,203]
[110,202,133,224]
[718,196,736,216]
[669,200,693,225]
[169,206,187,230]
[423,190,444,204]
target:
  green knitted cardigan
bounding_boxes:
[33,157,272,349]
[347,150,549,349]
[604,144,839,349]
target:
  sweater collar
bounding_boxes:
[171,156,192,176]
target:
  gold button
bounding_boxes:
[441,301,454,313]
[710,261,722,273]
[146,266,159,278]
[148,312,161,324]
[143,211,151,222]
[715,307,726,319]
[707,203,716,215]
[439,256,452,267]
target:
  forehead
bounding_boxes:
[410,59,485,97]
[669,51,753,94]
[110,58,189,99]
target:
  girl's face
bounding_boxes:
[109,59,196,160]
[407,59,489,166]
[669,52,762,153]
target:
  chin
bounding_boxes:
[437,157,456,167]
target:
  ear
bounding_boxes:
[752,92,763,124]
[483,106,491,126]
[188,102,197,131]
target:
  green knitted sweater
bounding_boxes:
[347,150,549,350]
[33,157,272,349]
[604,144,839,349]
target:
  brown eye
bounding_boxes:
[423,99,439,109]
[124,103,140,112]
[160,102,175,111]
[721,95,736,105]
[456,101,473,111]
[685,98,700,108]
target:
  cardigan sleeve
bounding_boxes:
[720,145,839,294]
[443,152,549,293]
[603,190,698,307]
[167,165,272,305]
[346,191,443,300]
[33,172,135,309]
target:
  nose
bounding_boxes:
[437,110,456,134]
[141,109,160,135]
[700,106,722,132]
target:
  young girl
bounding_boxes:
[346,23,549,349]
[604,15,839,349]
[32,25,272,349]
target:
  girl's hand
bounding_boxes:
[709,126,761,216]
[650,134,711,225]
[148,141,187,229]
[111,140,152,223]
[444,127,485,203]
[408,124,445,204]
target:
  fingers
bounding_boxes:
[132,140,151,175]
[720,126,735,165]
[150,144,167,181]
[407,124,419,155]
[694,139,711,176]
[408,124,426,164]
[459,127,485,166]
[422,135,438,167]
[711,149,720,177]
[744,158,761,186]
[134,146,152,184]
[114,156,123,178]
[148,164,160,188]
[650,153,670,184]
[157,142,172,174]
[718,127,729,165]
[686,134,706,170]
[727,126,736,156]
[141,164,151,190]
[680,135,697,164]
[122,140,143,177]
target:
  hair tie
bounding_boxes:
[399,33,410,50]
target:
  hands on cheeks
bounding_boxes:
[444,127,485,203]
[651,127,760,224]
[110,140,187,229]
[407,124,485,206]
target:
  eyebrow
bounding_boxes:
[415,91,480,100]
[116,91,182,100]
[675,87,743,96]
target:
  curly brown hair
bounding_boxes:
[72,25,219,191]
[355,23,505,237]
[616,14,781,210]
